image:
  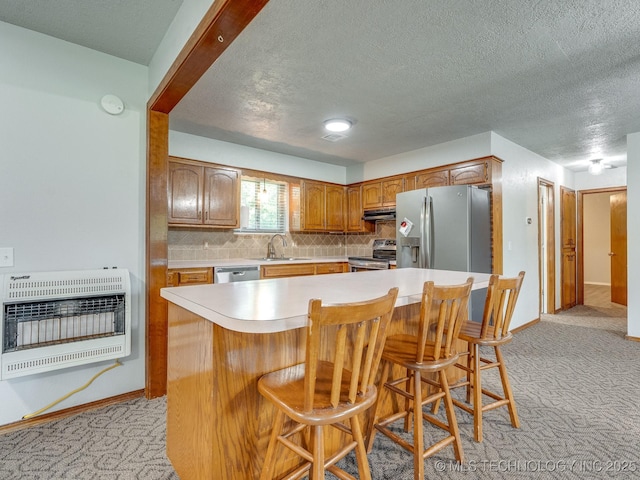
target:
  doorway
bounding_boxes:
[577,187,627,307]
[538,178,555,314]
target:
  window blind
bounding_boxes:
[238,177,287,233]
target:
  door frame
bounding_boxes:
[576,186,627,305]
[537,178,555,314]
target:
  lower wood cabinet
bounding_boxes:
[315,263,347,275]
[261,263,316,279]
[260,262,347,279]
[167,268,213,286]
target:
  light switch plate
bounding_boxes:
[0,247,14,267]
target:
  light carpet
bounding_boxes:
[1,317,638,479]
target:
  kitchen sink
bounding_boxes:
[250,257,311,261]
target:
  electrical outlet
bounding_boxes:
[0,247,14,267]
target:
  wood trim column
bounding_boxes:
[146,110,169,397]
[490,158,503,274]
[146,0,269,399]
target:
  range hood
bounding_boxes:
[362,208,396,221]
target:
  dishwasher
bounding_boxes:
[214,265,260,283]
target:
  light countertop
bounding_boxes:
[161,268,491,334]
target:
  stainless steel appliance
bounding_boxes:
[214,265,260,283]
[395,185,491,320]
[348,238,396,271]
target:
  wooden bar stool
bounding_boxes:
[366,278,473,480]
[258,287,398,480]
[452,271,525,442]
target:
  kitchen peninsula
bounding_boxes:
[160,268,492,480]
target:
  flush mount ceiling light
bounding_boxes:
[588,159,605,175]
[324,119,352,132]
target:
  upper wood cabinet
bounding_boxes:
[325,184,345,231]
[450,160,489,185]
[413,168,450,189]
[346,185,375,233]
[362,177,404,209]
[168,158,240,227]
[296,180,345,232]
[302,181,326,231]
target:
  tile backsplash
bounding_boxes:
[168,221,396,261]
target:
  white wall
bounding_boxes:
[0,22,147,426]
[148,0,215,94]
[627,132,640,338]
[574,166,627,191]
[170,131,347,184]
[489,133,574,328]
[348,132,492,182]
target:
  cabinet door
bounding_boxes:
[303,181,326,230]
[414,169,450,188]
[203,167,239,227]
[403,175,416,191]
[450,161,488,185]
[325,185,345,231]
[346,186,364,232]
[346,186,375,233]
[261,263,316,279]
[315,263,347,274]
[168,162,203,225]
[382,178,404,206]
[362,182,382,209]
[167,268,213,286]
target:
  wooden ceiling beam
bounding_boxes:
[146,0,269,398]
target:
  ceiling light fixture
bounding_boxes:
[324,119,352,132]
[588,159,604,175]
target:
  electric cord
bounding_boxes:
[22,360,123,420]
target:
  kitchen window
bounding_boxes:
[238,177,287,233]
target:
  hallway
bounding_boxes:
[542,284,627,333]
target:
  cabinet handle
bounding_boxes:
[198,211,202,219]
[608,252,615,256]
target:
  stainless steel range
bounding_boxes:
[348,238,396,271]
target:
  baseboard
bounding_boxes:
[625,335,640,343]
[511,317,540,333]
[0,389,145,435]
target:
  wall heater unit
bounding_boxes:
[0,268,131,380]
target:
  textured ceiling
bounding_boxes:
[4,0,639,172]
[0,0,182,65]
[171,0,639,171]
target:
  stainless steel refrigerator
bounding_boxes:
[396,185,491,321]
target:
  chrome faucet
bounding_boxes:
[267,234,288,259]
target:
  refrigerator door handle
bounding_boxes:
[420,195,431,268]
[425,195,433,268]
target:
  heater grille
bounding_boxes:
[3,294,126,352]
[0,269,131,379]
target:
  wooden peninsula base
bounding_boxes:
[162,268,491,480]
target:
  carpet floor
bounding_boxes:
[1,309,638,479]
